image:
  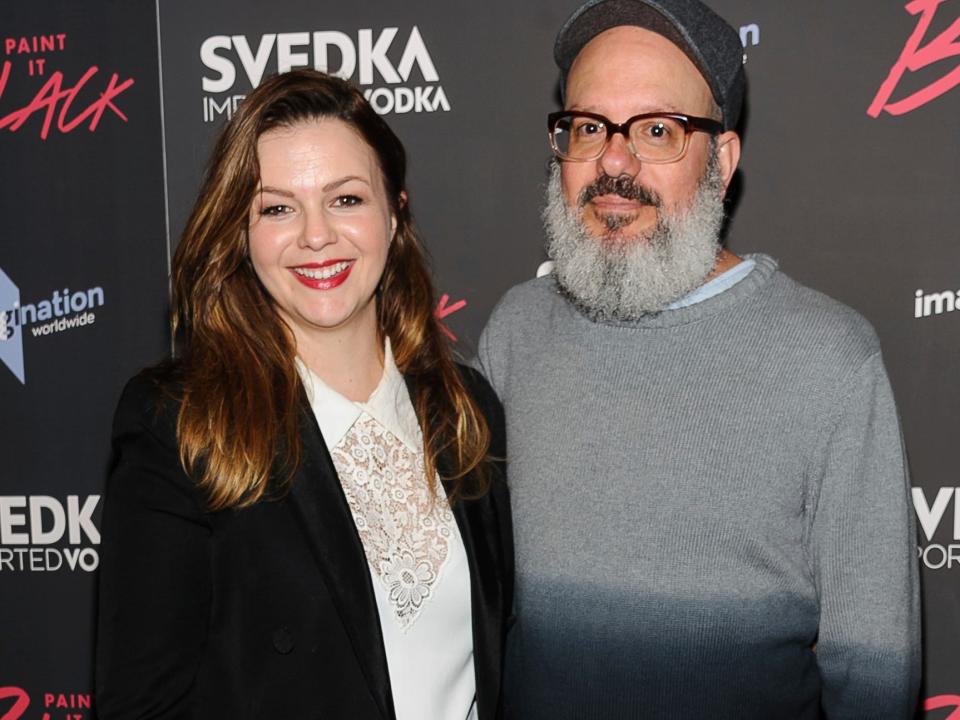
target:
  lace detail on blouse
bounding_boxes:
[331,414,456,631]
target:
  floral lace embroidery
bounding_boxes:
[331,414,455,631]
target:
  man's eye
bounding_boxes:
[636,120,675,144]
[574,121,603,137]
[260,204,291,216]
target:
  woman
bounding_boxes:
[96,69,512,720]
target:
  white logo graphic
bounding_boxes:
[912,486,960,570]
[0,266,105,384]
[739,23,760,49]
[199,26,449,121]
[915,287,959,319]
[0,495,101,572]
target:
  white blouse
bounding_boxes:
[298,341,477,720]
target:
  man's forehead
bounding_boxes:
[565,26,714,114]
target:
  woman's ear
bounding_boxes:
[391,191,408,238]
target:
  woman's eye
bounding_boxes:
[335,194,363,207]
[260,204,291,216]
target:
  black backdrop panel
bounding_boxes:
[0,0,167,716]
[0,0,957,716]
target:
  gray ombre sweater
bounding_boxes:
[478,254,920,719]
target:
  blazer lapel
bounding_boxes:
[406,376,505,719]
[443,467,504,720]
[288,402,395,720]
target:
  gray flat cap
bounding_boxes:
[555,0,746,130]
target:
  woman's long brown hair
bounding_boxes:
[171,69,490,510]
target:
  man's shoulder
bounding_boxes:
[485,275,563,331]
[762,263,882,364]
[492,274,559,310]
[476,276,564,390]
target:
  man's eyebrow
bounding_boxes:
[567,104,686,115]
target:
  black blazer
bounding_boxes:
[95,365,512,720]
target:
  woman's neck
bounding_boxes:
[295,319,385,403]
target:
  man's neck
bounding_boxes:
[705,248,742,282]
[662,248,752,312]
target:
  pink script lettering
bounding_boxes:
[0,61,135,139]
[868,0,960,117]
[926,694,960,720]
[434,293,467,342]
[0,687,29,720]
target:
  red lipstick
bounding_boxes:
[289,259,354,290]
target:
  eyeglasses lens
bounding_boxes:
[551,113,688,162]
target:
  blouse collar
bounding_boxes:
[297,338,421,453]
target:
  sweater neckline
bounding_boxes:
[563,253,778,330]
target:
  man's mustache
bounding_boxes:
[579,173,662,208]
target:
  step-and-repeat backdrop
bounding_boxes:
[2,0,957,717]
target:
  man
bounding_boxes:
[477,0,921,717]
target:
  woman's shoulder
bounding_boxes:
[454,363,503,426]
[454,362,500,406]
[106,362,212,532]
[453,362,506,478]
[113,362,185,446]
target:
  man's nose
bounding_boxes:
[597,131,641,180]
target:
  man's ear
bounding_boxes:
[715,131,741,192]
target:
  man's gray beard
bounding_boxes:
[543,152,727,321]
